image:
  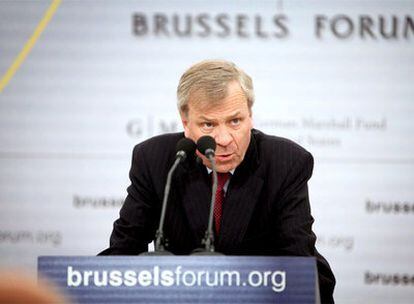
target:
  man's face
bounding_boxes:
[181,81,253,173]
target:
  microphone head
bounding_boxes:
[175,138,196,159]
[197,136,216,157]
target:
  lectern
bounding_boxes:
[38,256,320,303]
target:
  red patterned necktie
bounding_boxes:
[214,172,231,235]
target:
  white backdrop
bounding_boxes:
[0,1,413,303]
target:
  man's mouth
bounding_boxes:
[215,153,233,162]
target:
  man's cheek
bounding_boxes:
[195,150,203,159]
[183,126,191,138]
[184,129,197,142]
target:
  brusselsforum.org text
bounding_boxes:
[67,265,286,292]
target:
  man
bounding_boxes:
[100,60,336,302]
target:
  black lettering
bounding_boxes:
[394,203,401,213]
[381,274,393,284]
[73,195,83,208]
[36,231,62,246]
[379,15,398,39]
[332,15,354,39]
[52,232,62,246]
[366,272,414,285]
[20,231,33,243]
[196,14,211,37]
[158,120,178,133]
[393,274,401,284]
[216,14,230,37]
[403,203,410,213]
[402,275,410,285]
[315,15,327,39]
[367,199,414,214]
[73,196,123,209]
[366,199,378,213]
[126,119,143,138]
[360,15,376,39]
[0,231,33,243]
[132,13,148,36]
[382,202,393,213]
[273,15,288,38]
[255,15,268,38]
[173,14,192,37]
[237,14,249,38]
[365,271,379,284]
[154,14,169,36]
[403,15,414,38]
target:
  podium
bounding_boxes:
[38,256,320,304]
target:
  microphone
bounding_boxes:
[175,137,197,161]
[197,135,216,158]
[143,137,196,255]
[192,136,223,255]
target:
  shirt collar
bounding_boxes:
[206,167,235,175]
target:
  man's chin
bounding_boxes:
[200,154,239,172]
[215,162,237,173]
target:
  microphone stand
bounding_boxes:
[141,154,184,256]
[192,150,223,255]
[155,156,182,252]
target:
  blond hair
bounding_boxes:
[177,60,254,115]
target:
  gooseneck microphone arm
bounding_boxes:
[141,138,195,255]
[154,156,182,252]
[203,150,217,252]
[192,136,223,255]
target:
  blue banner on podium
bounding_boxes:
[38,256,319,303]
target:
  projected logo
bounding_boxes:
[316,235,354,252]
[0,230,62,247]
[126,116,181,139]
[73,195,124,209]
[365,271,414,286]
[132,13,289,39]
[131,10,413,41]
[365,199,414,214]
[316,15,414,40]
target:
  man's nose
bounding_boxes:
[214,125,233,147]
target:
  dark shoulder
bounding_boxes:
[252,129,313,166]
[132,132,185,161]
[135,132,184,149]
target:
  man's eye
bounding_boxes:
[202,122,214,129]
[230,118,241,126]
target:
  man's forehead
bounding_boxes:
[187,89,224,108]
[187,98,248,116]
[189,91,247,109]
[196,110,242,120]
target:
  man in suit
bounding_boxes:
[100,60,336,302]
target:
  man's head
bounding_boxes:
[177,60,254,173]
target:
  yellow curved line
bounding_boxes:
[0,0,61,92]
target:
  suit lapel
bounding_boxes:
[176,160,211,246]
[217,131,263,252]
[217,172,263,252]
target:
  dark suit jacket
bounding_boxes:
[100,129,336,303]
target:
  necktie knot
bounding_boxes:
[216,172,231,190]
